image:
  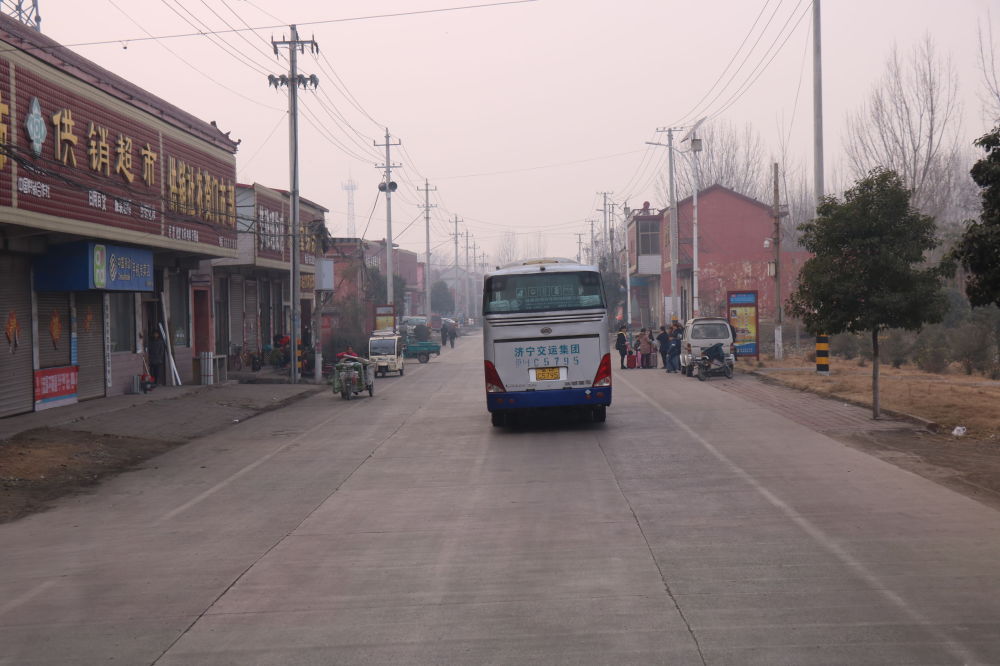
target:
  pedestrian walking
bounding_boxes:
[448,323,457,348]
[615,325,628,369]
[440,322,448,348]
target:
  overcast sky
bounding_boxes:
[39,0,998,266]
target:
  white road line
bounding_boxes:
[0,580,55,617]
[156,374,410,523]
[616,373,983,665]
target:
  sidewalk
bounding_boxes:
[0,380,324,443]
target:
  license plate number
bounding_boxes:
[535,367,560,381]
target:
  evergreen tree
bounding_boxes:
[952,126,1000,308]
[430,280,455,314]
[787,168,948,418]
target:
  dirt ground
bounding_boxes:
[2,359,1000,524]
[0,428,179,524]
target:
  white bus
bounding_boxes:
[482,258,612,426]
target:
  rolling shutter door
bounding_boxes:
[76,292,106,400]
[228,275,244,352]
[0,254,33,417]
[36,292,72,369]
[245,280,259,352]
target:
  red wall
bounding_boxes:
[673,186,810,318]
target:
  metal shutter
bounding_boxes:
[75,291,106,400]
[0,254,34,417]
[260,278,271,346]
[228,275,244,353]
[36,291,71,369]
[245,280,259,352]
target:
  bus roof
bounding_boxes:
[489,257,598,277]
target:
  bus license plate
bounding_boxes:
[535,367,560,381]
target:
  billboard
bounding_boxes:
[727,290,759,359]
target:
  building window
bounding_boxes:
[169,270,190,348]
[638,220,659,255]
[109,292,135,352]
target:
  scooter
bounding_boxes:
[695,342,734,381]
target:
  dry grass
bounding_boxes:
[750,356,1000,439]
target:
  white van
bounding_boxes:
[679,317,736,377]
[368,331,405,377]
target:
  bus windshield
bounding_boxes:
[483,271,606,314]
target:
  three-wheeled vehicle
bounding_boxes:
[331,355,375,400]
[368,330,405,376]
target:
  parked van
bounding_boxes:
[679,316,736,377]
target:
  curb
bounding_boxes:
[744,368,941,433]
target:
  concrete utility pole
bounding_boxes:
[270,25,319,384]
[453,215,460,315]
[418,179,436,315]
[575,233,584,263]
[666,128,679,323]
[464,231,471,320]
[598,192,612,264]
[772,162,785,360]
[375,129,401,320]
[679,117,706,317]
[589,219,596,264]
[813,0,824,204]
[623,204,632,328]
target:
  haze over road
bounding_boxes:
[2,335,1000,664]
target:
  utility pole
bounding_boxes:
[453,215,461,316]
[270,25,319,384]
[375,129,401,323]
[623,204,632,328]
[575,233,584,263]
[597,191,612,265]
[589,219,595,264]
[608,201,617,273]
[772,162,785,360]
[418,179,436,315]
[813,0,824,204]
[664,128,679,323]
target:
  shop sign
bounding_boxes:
[34,365,79,410]
[34,241,153,292]
[727,290,759,359]
[5,61,237,249]
[300,273,315,291]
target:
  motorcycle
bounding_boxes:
[695,342,734,381]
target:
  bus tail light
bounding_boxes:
[592,353,612,387]
[484,360,506,393]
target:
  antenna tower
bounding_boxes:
[342,178,357,237]
[3,0,41,30]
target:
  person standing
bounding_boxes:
[656,325,670,370]
[614,325,628,369]
[149,330,166,385]
[638,328,652,368]
[667,322,683,373]
[448,323,457,348]
[440,322,449,348]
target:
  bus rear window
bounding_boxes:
[484,271,606,314]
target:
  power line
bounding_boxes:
[0,1,540,54]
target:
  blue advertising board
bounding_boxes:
[34,242,153,292]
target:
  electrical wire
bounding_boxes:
[2,1,540,54]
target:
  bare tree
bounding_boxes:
[664,120,767,203]
[977,12,1000,123]
[844,35,963,221]
[493,231,519,268]
[521,231,548,260]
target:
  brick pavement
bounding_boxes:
[711,372,924,434]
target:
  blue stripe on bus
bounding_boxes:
[486,387,612,411]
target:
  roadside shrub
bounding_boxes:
[882,329,915,368]
[830,333,859,359]
[913,325,948,373]
[950,321,993,375]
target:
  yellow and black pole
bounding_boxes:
[816,335,830,374]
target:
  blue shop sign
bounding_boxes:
[34,242,154,292]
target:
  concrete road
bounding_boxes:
[2,335,1000,664]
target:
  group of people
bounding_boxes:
[614,322,684,373]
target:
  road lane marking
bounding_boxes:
[0,580,55,618]
[157,374,411,523]
[616,373,982,665]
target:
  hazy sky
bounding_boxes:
[39,0,998,266]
